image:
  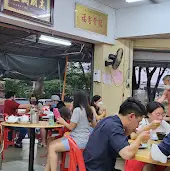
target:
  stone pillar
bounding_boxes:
[93,40,133,115]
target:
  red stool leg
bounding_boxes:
[2,150,4,160]
[4,128,8,149]
[60,152,68,171]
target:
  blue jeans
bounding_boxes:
[8,127,28,144]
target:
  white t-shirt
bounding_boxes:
[138,118,170,140]
[70,107,91,145]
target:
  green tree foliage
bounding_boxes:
[5,79,32,98]
[4,62,92,99]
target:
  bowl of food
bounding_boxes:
[156,132,166,140]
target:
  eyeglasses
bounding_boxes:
[153,112,166,117]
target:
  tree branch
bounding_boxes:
[150,67,157,77]
[137,67,142,88]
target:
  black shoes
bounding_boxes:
[15,142,22,148]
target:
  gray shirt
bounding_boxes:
[70,107,91,145]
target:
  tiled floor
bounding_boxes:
[2,161,44,171]
[0,147,125,171]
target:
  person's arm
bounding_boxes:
[38,103,44,113]
[57,107,80,130]
[157,90,167,103]
[163,117,170,122]
[61,121,77,131]
[91,111,97,128]
[130,120,161,140]
[91,106,105,121]
[119,131,150,160]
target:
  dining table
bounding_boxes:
[0,121,64,171]
[129,140,170,166]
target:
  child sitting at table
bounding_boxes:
[125,101,170,171]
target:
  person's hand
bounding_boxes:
[57,117,66,125]
[131,132,138,140]
[149,120,161,130]
[138,131,150,143]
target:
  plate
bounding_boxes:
[17,122,30,125]
[139,144,148,149]
[5,121,17,124]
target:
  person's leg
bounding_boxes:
[12,127,27,145]
[45,138,69,171]
[8,128,13,141]
[142,164,155,171]
[40,128,47,147]
[155,165,167,171]
[17,128,27,143]
[164,167,170,171]
[44,153,51,171]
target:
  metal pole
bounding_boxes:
[62,56,68,101]
[90,45,94,99]
[28,128,35,171]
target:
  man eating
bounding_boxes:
[83,97,159,171]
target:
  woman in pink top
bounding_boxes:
[158,75,170,118]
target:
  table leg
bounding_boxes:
[28,128,35,171]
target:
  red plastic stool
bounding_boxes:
[3,114,16,149]
[4,128,16,149]
[60,135,85,171]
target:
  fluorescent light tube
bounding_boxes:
[39,35,71,46]
[126,0,144,3]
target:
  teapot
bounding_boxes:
[5,115,18,123]
[19,115,29,123]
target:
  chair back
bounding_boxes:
[65,135,86,171]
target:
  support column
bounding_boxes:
[93,40,133,115]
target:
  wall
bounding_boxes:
[0,0,115,44]
[133,39,170,67]
[93,40,133,115]
[116,1,170,38]
[134,39,170,50]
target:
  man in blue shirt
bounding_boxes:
[84,97,155,171]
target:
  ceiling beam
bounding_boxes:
[133,39,170,50]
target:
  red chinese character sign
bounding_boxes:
[0,0,54,26]
[75,3,108,36]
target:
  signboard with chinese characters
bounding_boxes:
[75,3,108,36]
[0,0,54,26]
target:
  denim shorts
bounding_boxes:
[61,137,87,151]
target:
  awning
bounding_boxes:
[0,52,66,80]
